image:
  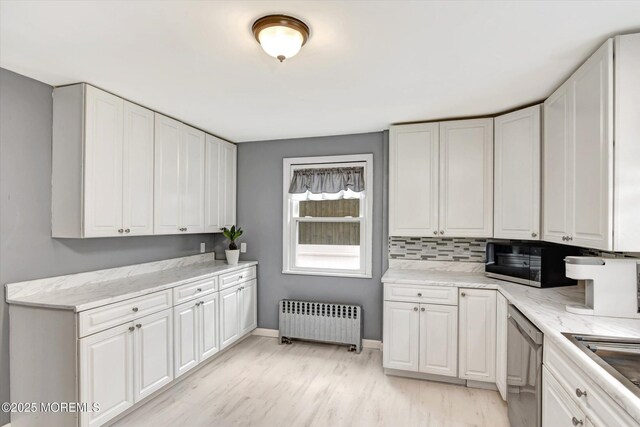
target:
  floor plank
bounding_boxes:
[114,336,509,427]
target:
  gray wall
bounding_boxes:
[0,68,224,422]
[237,132,388,341]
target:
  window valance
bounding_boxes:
[288,166,365,200]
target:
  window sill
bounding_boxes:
[282,269,373,280]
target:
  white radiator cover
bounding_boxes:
[278,299,363,353]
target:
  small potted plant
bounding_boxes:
[222,225,243,265]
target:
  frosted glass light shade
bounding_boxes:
[258,26,304,61]
[252,15,310,62]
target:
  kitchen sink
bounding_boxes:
[563,333,640,398]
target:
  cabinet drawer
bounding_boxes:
[545,339,637,426]
[219,267,256,290]
[79,290,172,337]
[173,276,218,305]
[384,283,458,305]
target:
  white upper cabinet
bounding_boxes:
[543,35,640,251]
[494,105,541,240]
[439,119,494,237]
[389,118,493,238]
[154,114,205,234]
[53,84,154,238]
[389,123,439,237]
[122,101,155,236]
[83,86,124,237]
[180,125,205,233]
[53,83,236,238]
[205,135,237,232]
[543,81,573,245]
[570,39,613,250]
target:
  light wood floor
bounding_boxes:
[114,336,509,427]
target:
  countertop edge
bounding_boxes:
[6,261,258,312]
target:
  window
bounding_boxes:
[283,154,373,278]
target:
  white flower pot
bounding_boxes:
[225,249,240,265]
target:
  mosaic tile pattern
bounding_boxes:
[388,237,488,262]
[388,236,640,263]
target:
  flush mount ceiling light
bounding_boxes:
[252,14,310,62]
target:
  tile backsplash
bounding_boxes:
[388,236,640,263]
[388,237,488,262]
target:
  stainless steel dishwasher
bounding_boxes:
[507,305,543,427]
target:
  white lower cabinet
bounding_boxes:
[134,309,174,400]
[221,279,257,350]
[418,303,458,377]
[458,288,497,383]
[383,284,458,377]
[174,291,220,377]
[383,301,420,371]
[80,308,173,427]
[80,322,135,427]
[542,367,587,427]
[173,300,199,377]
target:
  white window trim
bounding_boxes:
[282,154,374,279]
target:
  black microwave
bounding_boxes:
[485,242,580,288]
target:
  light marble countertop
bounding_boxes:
[383,267,640,424]
[6,260,257,312]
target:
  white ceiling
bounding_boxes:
[1,1,640,142]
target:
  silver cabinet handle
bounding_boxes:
[572,417,583,426]
[136,323,142,328]
[461,292,466,297]
[413,307,418,311]
[124,228,130,233]
[439,230,444,235]
[562,236,567,241]
[118,229,124,233]
[417,293,422,297]
[433,231,437,235]
[420,307,425,312]
[239,275,244,279]
[184,227,188,232]
[196,288,202,292]
[132,307,139,312]
[531,232,537,238]
[575,388,587,398]
[568,236,573,241]
[129,326,135,332]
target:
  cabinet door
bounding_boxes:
[495,293,508,401]
[198,291,220,362]
[219,141,237,229]
[122,101,154,236]
[439,119,493,237]
[570,39,613,250]
[173,300,199,378]
[180,124,205,233]
[79,323,134,427]
[220,285,241,350]
[154,113,182,234]
[389,123,439,236]
[494,105,541,240]
[84,85,124,237]
[383,301,419,371]
[134,309,173,401]
[543,82,572,244]
[542,367,587,427]
[205,134,222,232]
[240,279,257,335]
[418,303,457,377]
[458,288,496,382]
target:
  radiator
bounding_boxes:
[278,299,363,353]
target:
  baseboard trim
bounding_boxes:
[252,328,279,338]
[251,328,382,350]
